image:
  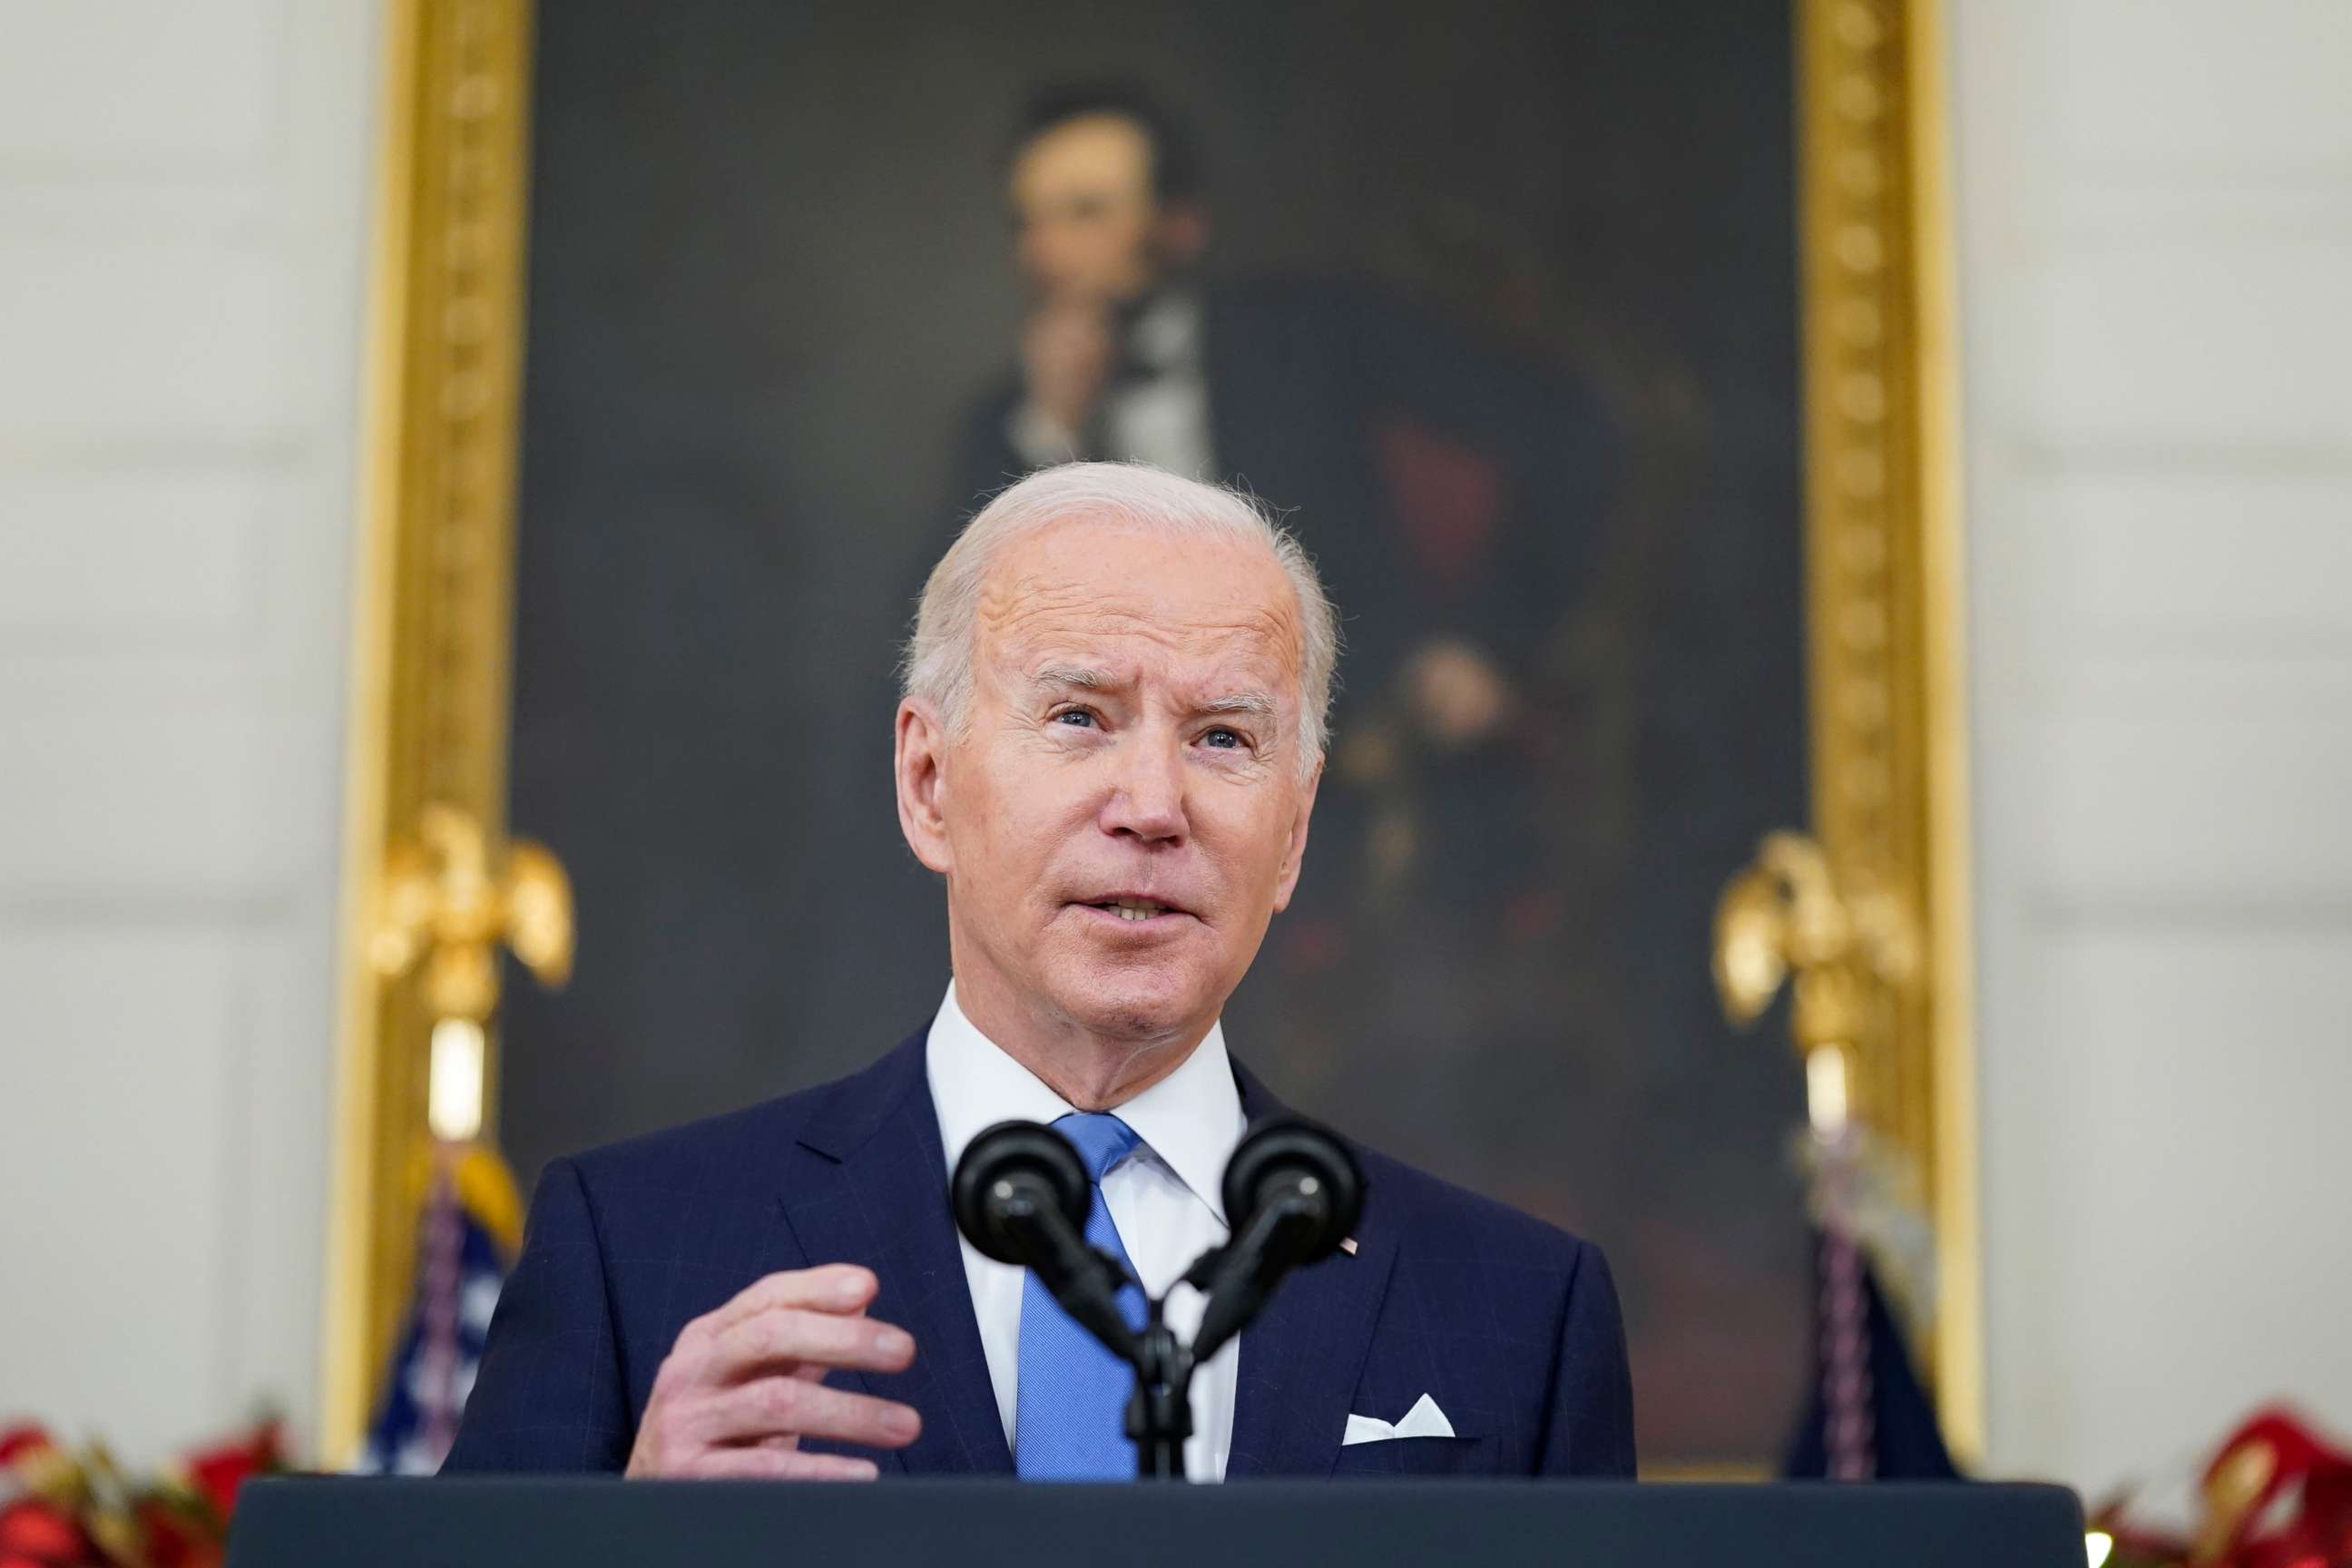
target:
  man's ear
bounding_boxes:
[895,698,955,875]
[1269,761,1321,914]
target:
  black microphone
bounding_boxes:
[951,1120,1141,1360]
[1187,1115,1364,1362]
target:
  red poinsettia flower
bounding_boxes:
[0,1427,59,1474]
[0,1438,50,1475]
[0,1497,92,1566]
[180,1422,282,1524]
[135,1499,223,1568]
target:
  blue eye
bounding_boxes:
[1203,728,1242,750]
[1054,709,1096,728]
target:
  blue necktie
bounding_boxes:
[1014,1112,1147,1480]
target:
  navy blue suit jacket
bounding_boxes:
[443,1032,1636,1478]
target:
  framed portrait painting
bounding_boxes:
[325,0,1975,1475]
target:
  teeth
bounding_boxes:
[1099,897,1168,919]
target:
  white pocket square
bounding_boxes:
[1341,1392,1456,1446]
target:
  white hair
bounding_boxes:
[903,462,1339,773]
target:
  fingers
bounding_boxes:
[701,1305,916,1384]
[703,1265,877,1336]
[629,1264,922,1481]
[697,1377,923,1452]
[691,1447,881,1483]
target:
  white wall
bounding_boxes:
[0,0,379,1460]
[1953,0,2352,1497]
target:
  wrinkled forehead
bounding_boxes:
[974,521,1302,698]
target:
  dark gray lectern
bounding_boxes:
[226,1477,2084,1568]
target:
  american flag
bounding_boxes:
[355,1144,519,1475]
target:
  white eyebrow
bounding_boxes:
[1030,664,1113,691]
[1027,666,1276,723]
[1200,691,1278,720]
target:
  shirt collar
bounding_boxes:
[926,979,1243,1227]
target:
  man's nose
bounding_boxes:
[1098,736,1187,845]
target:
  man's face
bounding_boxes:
[1009,114,1175,304]
[899,520,1318,1051]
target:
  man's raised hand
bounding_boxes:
[624,1264,920,1480]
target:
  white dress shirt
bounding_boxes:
[1006,289,1219,480]
[926,980,1244,1481]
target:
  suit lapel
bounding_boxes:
[777,1033,1012,1475]
[1222,1061,1398,1478]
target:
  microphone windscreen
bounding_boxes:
[1220,1115,1364,1263]
[950,1119,1092,1264]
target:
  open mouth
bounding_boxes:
[1080,896,1185,923]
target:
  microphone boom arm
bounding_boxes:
[993,1181,1142,1362]
[1186,1191,1326,1364]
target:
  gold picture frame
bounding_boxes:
[320,0,534,1458]
[319,0,1978,1466]
[1794,0,1980,1461]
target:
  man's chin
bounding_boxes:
[1045,963,1215,1045]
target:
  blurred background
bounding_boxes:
[1,0,2347,1533]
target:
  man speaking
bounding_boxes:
[444,463,1634,1481]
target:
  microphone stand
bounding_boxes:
[988,1192,1196,1478]
[1124,1297,1194,1480]
[1064,1198,1308,1480]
